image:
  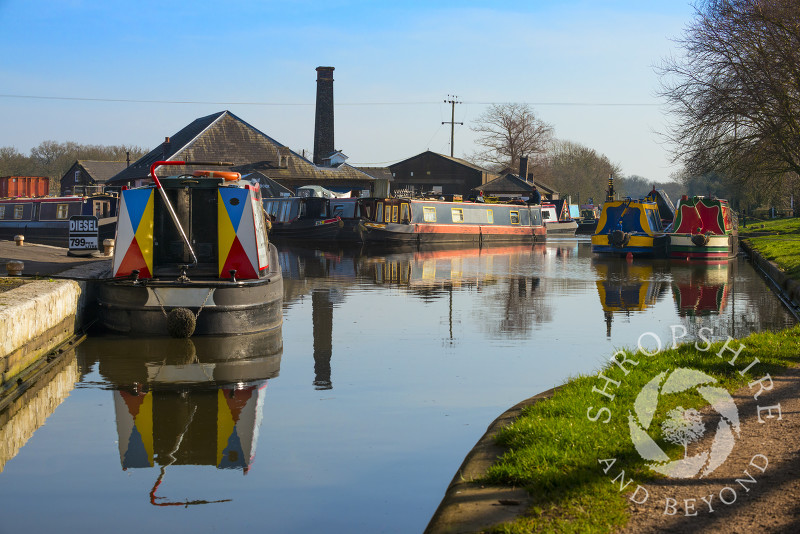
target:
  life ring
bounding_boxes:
[192,170,241,181]
[609,229,630,248]
[691,233,709,246]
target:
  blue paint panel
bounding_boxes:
[122,189,153,232]
[219,188,248,232]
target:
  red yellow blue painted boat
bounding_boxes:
[98,161,283,337]
[668,196,738,260]
[591,197,668,257]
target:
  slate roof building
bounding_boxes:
[388,151,498,198]
[107,110,384,196]
[473,173,559,201]
[60,160,129,195]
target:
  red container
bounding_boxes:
[0,176,50,197]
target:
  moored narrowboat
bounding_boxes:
[668,196,738,260]
[263,196,343,241]
[98,161,283,337]
[0,193,118,246]
[356,197,546,245]
[591,198,668,257]
[542,200,578,235]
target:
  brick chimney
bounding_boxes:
[519,156,529,182]
[313,66,335,166]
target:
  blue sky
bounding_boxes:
[0,1,694,182]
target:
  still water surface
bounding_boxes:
[1,237,795,533]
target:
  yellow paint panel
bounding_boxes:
[134,392,154,465]
[217,191,236,275]
[133,192,155,276]
[217,390,235,466]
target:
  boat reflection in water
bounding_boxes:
[86,329,282,505]
[593,258,670,336]
[670,260,731,317]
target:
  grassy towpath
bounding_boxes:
[464,221,800,533]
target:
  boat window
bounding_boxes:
[487,209,494,224]
[56,204,69,219]
[542,210,551,220]
[0,206,5,218]
[333,204,344,218]
[400,203,410,223]
[451,208,464,223]
[392,205,399,222]
[377,203,384,223]
[423,206,436,222]
[14,205,24,219]
[510,211,520,224]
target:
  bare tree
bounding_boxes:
[661,406,706,458]
[470,103,554,171]
[658,0,800,196]
[543,140,621,204]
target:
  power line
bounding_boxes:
[0,93,661,107]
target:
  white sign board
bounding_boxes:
[69,215,99,253]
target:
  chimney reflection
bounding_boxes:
[312,289,333,390]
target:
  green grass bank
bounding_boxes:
[477,227,800,533]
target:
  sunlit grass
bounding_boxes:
[482,326,800,533]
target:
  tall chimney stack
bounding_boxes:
[519,156,529,182]
[313,66,335,166]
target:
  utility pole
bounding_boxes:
[442,95,463,157]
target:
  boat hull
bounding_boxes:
[269,218,342,241]
[591,233,669,258]
[98,244,283,336]
[545,220,578,235]
[668,233,738,260]
[361,221,546,245]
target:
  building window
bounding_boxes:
[56,204,69,219]
[451,208,464,223]
[423,206,436,222]
[510,211,520,224]
[14,205,24,219]
[487,209,494,224]
[74,170,80,183]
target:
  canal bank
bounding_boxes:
[0,240,110,409]
[426,239,800,534]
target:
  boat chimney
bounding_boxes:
[607,173,615,201]
[313,66,335,166]
[519,156,529,182]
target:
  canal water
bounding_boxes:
[1,237,795,533]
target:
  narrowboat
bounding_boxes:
[591,197,668,257]
[356,197,546,245]
[263,196,343,241]
[668,196,738,260]
[541,201,578,235]
[98,161,283,337]
[0,193,118,247]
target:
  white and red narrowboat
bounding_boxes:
[356,197,546,245]
[668,196,738,260]
[98,161,283,337]
[541,201,578,235]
